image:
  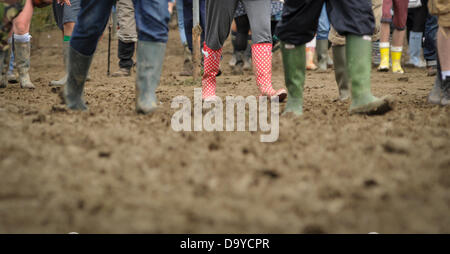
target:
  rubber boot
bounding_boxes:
[377,42,390,72]
[112,40,135,77]
[428,75,444,105]
[7,49,17,83]
[252,43,287,101]
[229,32,238,67]
[231,50,244,75]
[306,46,317,70]
[316,39,328,72]
[280,42,305,116]
[50,40,70,86]
[441,77,450,106]
[347,35,392,115]
[372,41,381,66]
[332,45,350,101]
[180,43,193,76]
[0,50,7,88]
[63,47,93,111]
[135,40,166,114]
[202,42,222,100]
[14,41,35,89]
[407,32,426,68]
[391,46,404,74]
[428,59,444,105]
[243,41,252,71]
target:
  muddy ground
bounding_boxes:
[0,28,449,234]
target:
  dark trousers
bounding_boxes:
[183,0,206,51]
[276,0,374,45]
[71,0,169,56]
[424,15,438,62]
[118,40,135,69]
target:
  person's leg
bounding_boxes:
[7,37,17,83]
[407,3,427,68]
[424,15,438,76]
[13,0,34,89]
[183,0,193,52]
[372,0,383,66]
[277,0,324,115]
[244,0,286,99]
[306,37,317,70]
[390,0,408,73]
[176,0,187,46]
[112,0,137,77]
[202,0,238,100]
[378,0,393,71]
[438,26,450,105]
[134,0,170,114]
[176,0,193,76]
[50,0,81,86]
[0,49,8,88]
[233,15,250,74]
[329,0,392,114]
[316,3,330,71]
[64,0,114,110]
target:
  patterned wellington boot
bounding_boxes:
[252,43,286,102]
[201,42,222,101]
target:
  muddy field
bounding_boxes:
[0,28,449,234]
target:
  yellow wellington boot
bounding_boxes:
[377,42,390,72]
[391,46,404,74]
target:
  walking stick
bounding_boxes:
[107,23,112,77]
[192,0,202,82]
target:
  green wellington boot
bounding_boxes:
[347,35,392,115]
[0,50,8,88]
[280,42,306,116]
[316,39,328,72]
[135,40,166,114]
[14,41,35,89]
[50,40,70,86]
[332,45,350,101]
[63,47,94,110]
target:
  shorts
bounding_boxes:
[381,0,408,30]
[52,0,81,30]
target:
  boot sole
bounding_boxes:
[349,95,393,115]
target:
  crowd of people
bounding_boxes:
[0,0,449,116]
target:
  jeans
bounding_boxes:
[71,0,169,56]
[424,15,438,62]
[176,0,187,45]
[317,4,330,40]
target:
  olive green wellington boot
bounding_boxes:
[347,35,392,115]
[63,47,94,110]
[14,41,35,89]
[280,42,306,116]
[50,40,70,86]
[316,39,328,72]
[332,45,350,101]
[135,40,166,114]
